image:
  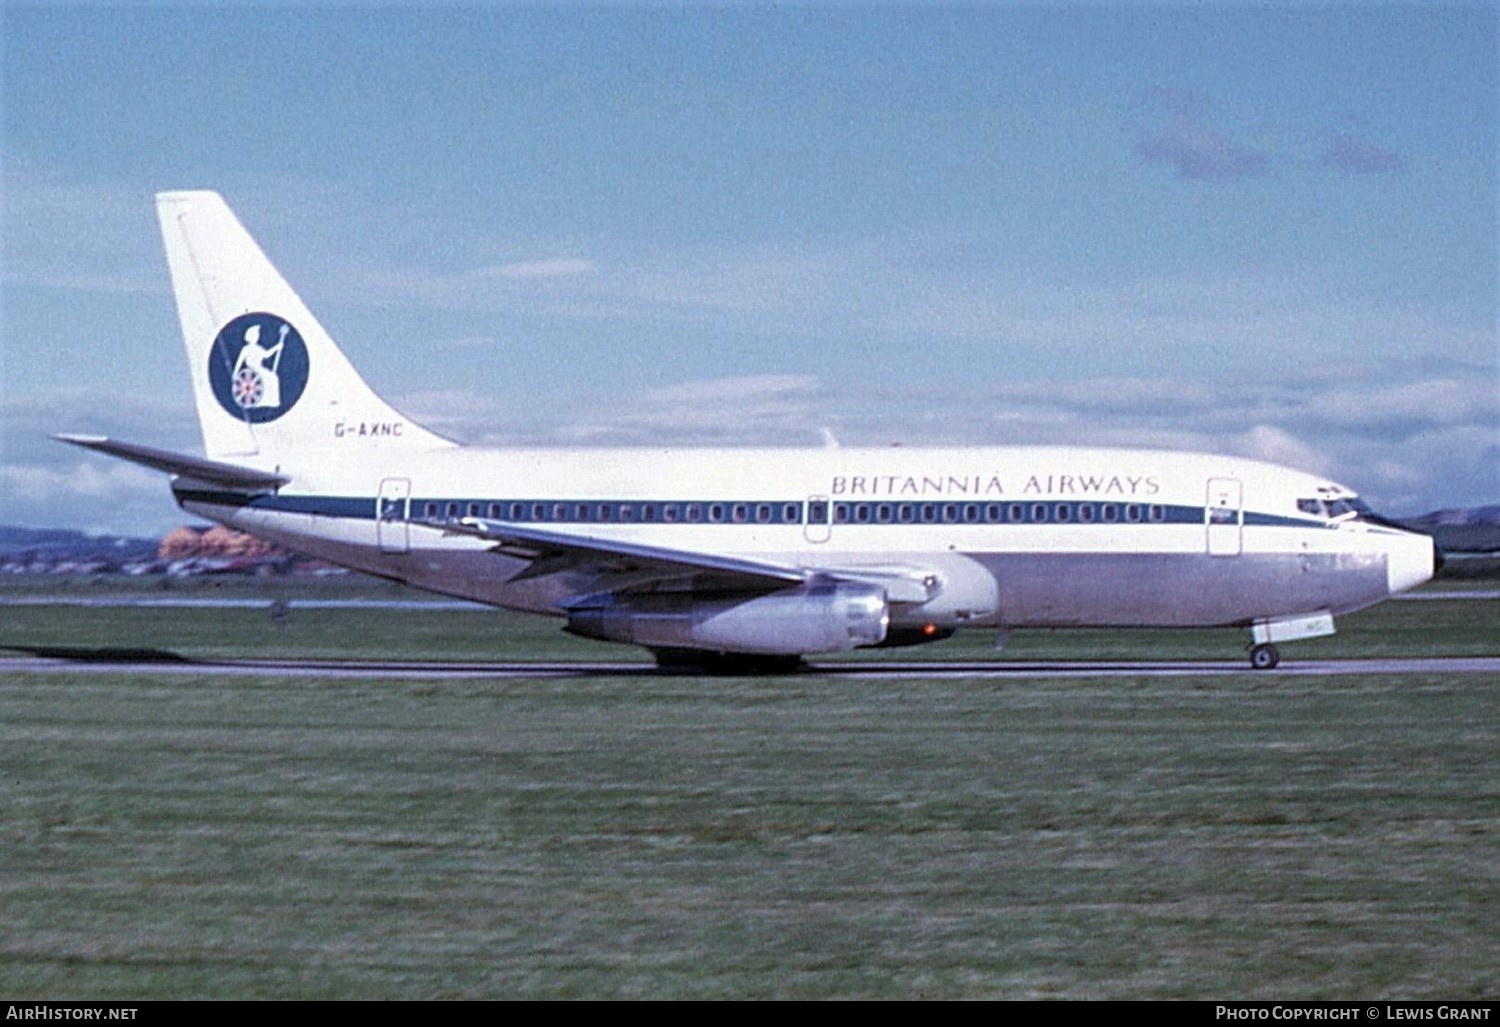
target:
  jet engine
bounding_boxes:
[564,582,889,655]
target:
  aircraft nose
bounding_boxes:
[1387,531,1437,595]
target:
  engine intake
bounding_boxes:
[565,582,889,655]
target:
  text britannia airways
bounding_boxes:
[830,472,1161,498]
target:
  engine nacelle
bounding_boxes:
[565,582,889,655]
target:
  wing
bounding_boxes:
[434,516,940,603]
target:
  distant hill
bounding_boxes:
[1398,506,1500,554]
[0,525,159,562]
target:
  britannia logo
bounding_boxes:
[208,313,309,423]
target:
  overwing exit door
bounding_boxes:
[803,496,831,544]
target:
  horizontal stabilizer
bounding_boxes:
[53,434,289,491]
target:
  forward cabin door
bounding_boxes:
[377,477,411,554]
[1206,477,1243,556]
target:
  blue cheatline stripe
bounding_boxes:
[172,486,1326,532]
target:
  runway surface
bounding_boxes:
[2,651,1495,680]
[4,590,1497,608]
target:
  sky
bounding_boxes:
[2,2,1495,535]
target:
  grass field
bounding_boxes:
[0,583,1496,998]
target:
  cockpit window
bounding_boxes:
[1298,496,1374,520]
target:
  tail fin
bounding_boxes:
[156,191,454,464]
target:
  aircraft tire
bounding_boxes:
[1250,643,1281,670]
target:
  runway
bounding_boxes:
[2,650,1495,680]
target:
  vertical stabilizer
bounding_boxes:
[156,191,454,464]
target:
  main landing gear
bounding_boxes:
[650,648,806,676]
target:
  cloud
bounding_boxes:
[6,360,1491,535]
[1134,128,1272,181]
[1322,132,1407,175]
[388,362,1494,516]
[468,258,597,280]
[1129,87,1273,181]
[0,458,180,536]
[554,374,827,445]
[0,159,165,295]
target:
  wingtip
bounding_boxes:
[53,432,108,447]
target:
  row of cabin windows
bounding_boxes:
[829,501,1166,525]
[423,500,804,525]
[417,499,1169,526]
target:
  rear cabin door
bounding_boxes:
[377,477,411,554]
[1206,477,1243,557]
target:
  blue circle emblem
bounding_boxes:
[208,313,309,423]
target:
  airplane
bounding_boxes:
[57,191,1440,672]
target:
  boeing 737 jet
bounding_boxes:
[58,192,1439,671]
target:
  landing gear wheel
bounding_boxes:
[1249,643,1280,670]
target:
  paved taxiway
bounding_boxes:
[2,653,1495,680]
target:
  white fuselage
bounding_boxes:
[174,442,1434,633]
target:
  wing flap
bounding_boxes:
[436,516,809,591]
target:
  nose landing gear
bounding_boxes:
[1249,643,1281,670]
[1247,610,1335,670]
